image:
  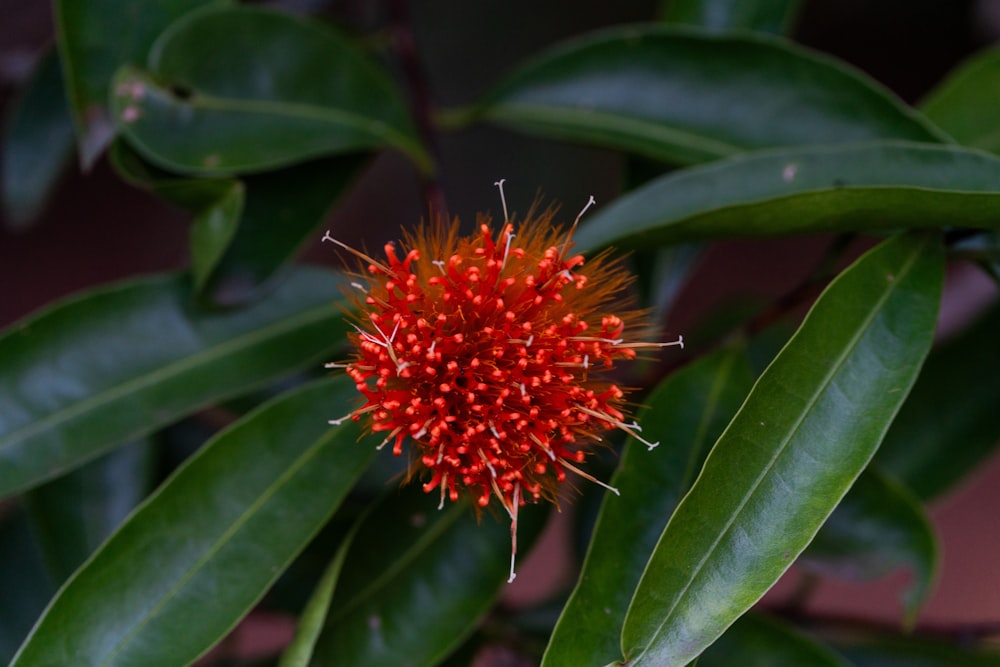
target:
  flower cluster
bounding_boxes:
[326,187,680,580]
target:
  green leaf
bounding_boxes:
[112,143,366,303]
[661,0,802,35]
[543,344,755,667]
[921,45,1000,152]
[199,155,366,306]
[277,515,357,667]
[190,181,244,293]
[1,48,75,228]
[619,232,944,667]
[0,266,351,499]
[110,140,237,209]
[111,5,429,175]
[698,613,849,667]
[312,484,548,667]
[801,467,938,625]
[10,378,377,667]
[572,142,1000,252]
[0,507,55,665]
[826,628,1000,667]
[25,439,155,583]
[875,300,1000,499]
[54,0,221,167]
[479,26,944,165]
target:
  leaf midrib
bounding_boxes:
[0,301,338,455]
[149,91,421,159]
[488,103,741,158]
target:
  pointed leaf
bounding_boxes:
[200,155,366,306]
[190,181,244,292]
[661,0,802,35]
[0,266,351,499]
[573,142,1000,252]
[698,613,849,667]
[921,45,1000,152]
[876,300,1000,499]
[312,484,547,667]
[1,48,75,228]
[277,524,355,667]
[112,6,429,175]
[479,26,944,165]
[54,0,221,167]
[112,143,366,304]
[620,232,943,666]
[542,344,755,667]
[801,467,938,625]
[10,378,376,667]
[25,439,155,583]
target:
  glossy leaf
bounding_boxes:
[921,45,1000,152]
[826,629,1000,667]
[200,155,366,306]
[54,0,219,167]
[801,467,938,625]
[698,613,849,667]
[619,232,943,667]
[543,344,755,667]
[876,301,1000,499]
[111,5,429,175]
[0,266,351,499]
[312,484,547,667]
[1,48,75,228]
[479,26,944,165]
[661,0,802,35]
[25,439,155,584]
[10,378,377,667]
[0,508,55,665]
[573,142,1000,252]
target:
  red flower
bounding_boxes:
[326,186,681,581]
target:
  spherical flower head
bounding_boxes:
[326,194,681,581]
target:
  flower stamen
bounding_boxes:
[327,187,682,583]
[322,231,392,274]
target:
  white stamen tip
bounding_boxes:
[576,196,596,223]
[495,179,510,223]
